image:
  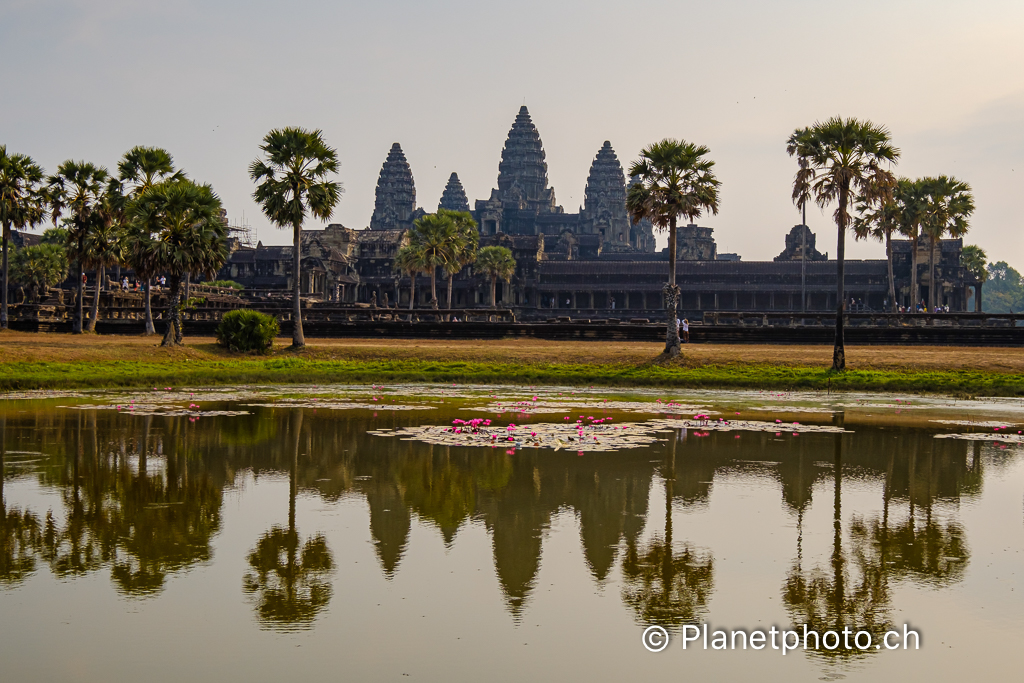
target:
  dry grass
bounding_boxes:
[0,330,1020,373]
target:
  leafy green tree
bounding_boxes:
[250,128,342,347]
[961,245,987,283]
[920,176,974,311]
[0,146,47,329]
[10,243,68,302]
[984,261,1024,313]
[393,243,428,311]
[47,161,110,334]
[474,245,516,310]
[40,226,67,245]
[788,118,899,370]
[408,212,458,309]
[119,146,185,335]
[961,245,988,310]
[128,179,227,346]
[627,140,721,357]
[437,209,479,316]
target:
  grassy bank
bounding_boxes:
[2,333,1023,395]
[3,355,1023,396]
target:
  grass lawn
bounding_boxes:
[1,331,1022,395]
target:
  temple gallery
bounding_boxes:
[218,106,981,318]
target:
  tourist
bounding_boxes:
[681,318,690,343]
[611,297,616,310]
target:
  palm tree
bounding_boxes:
[788,118,899,370]
[474,245,516,311]
[853,178,899,312]
[961,245,987,311]
[47,161,110,334]
[408,213,458,310]
[627,140,721,358]
[893,178,927,309]
[81,180,126,332]
[119,146,185,335]
[437,209,479,317]
[128,179,227,346]
[250,128,342,348]
[920,176,974,312]
[393,244,427,313]
[0,146,47,329]
[10,243,68,303]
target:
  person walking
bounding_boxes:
[681,318,690,343]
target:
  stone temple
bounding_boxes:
[219,106,983,315]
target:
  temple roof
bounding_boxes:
[369,143,416,231]
[438,172,470,212]
[584,141,627,215]
[496,106,555,207]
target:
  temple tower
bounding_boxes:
[582,141,629,243]
[369,143,417,231]
[493,106,557,212]
[438,172,470,212]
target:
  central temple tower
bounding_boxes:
[492,106,558,213]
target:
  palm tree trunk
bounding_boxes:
[885,229,896,313]
[910,234,919,311]
[161,274,181,347]
[1,223,9,330]
[73,243,84,334]
[430,267,438,310]
[86,265,103,332]
[928,235,938,312]
[292,221,305,347]
[143,280,156,335]
[446,273,454,321]
[833,185,848,371]
[665,216,680,357]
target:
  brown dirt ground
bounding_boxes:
[1,330,1022,373]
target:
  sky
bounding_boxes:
[2,0,1022,262]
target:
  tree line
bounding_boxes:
[4,119,982,366]
[627,119,977,369]
[2,129,518,348]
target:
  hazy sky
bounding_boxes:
[3,0,1022,262]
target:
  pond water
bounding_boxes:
[2,384,1023,682]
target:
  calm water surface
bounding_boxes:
[2,385,1023,682]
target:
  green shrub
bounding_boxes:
[216,310,280,353]
[205,280,246,290]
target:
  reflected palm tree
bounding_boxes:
[243,410,334,630]
[850,437,970,591]
[1,416,44,586]
[783,425,892,665]
[622,433,713,626]
[108,415,223,595]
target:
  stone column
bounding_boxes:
[975,283,983,312]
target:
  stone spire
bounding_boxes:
[438,172,470,212]
[583,141,628,239]
[494,106,557,211]
[369,143,417,231]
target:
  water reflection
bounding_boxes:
[0,401,1009,640]
[622,433,713,626]
[243,411,334,630]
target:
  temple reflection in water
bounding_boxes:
[0,404,996,638]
